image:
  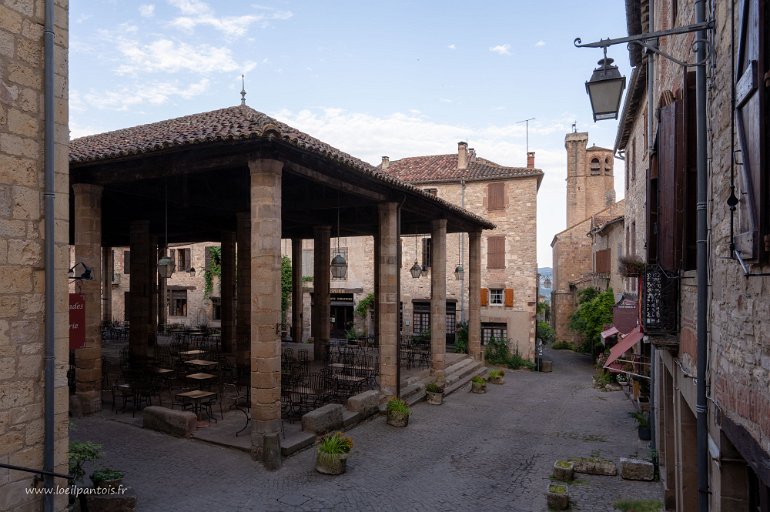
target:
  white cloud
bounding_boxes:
[535,40,546,47]
[167,0,293,37]
[81,78,210,111]
[489,44,511,56]
[447,44,456,50]
[115,39,240,74]
[139,4,155,17]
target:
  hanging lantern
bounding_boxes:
[158,255,175,278]
[454,264,464,280]
[330,253,347,279]
[410,261,422,278]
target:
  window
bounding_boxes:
[412,302,430,335]
[123,251,130,274]
[331,247,348,280]
[424,188,437,196]
[487,236,505,269]
[176,248,191,272]
[595,248,611,274]
[482,323,507,345]
[604,157,612,175]
[204,246,220,270]
[211,297,221,321]
[302,249,314,278]
[630,137,636,182]
[489,288,504,305]
[169,289,187,317]
[421,238,431,269]
[590,158,600,175]
[487,182,505,211]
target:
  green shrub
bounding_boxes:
[453,322,469,354]
[355,293,375,318]
[613,499,662,512]
[69,441,103,484]
[425,383,443,393]
[488,369,505,379]
[551,340,574,350]
[537,320,555,344]
[569,288,615,353]
[386,397,410,416]
[485,337,534,369]
[471,375,486,384]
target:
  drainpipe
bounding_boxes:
[459,178,466,324]
[647,0,657,456]
[43,0,57,508]
[694,0,709,510]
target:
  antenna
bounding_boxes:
[572,121,577,133]
[517,117,535,153]
[240,74,246,106]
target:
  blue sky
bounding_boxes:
[70,0,632,267]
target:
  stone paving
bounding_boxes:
[71,348,663,511]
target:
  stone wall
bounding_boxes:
[0,0,70,509]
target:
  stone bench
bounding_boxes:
[620,457,655,481]
[142,406,196,437]
[346,390,380,417]
[301,404,343,434]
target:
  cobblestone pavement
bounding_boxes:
[72,348,663,511]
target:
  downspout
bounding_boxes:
[647,0,657,458]
[43,0,57,508]
[459,178,466,324]
[395,201,402,398]
[694,0,710,509]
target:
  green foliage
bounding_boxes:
[488,369,505,379]
[471,375,486,384]
[355,293,375,318]
[536,301,551,321]
[484,337,534,370]
[629,411,650,428]
[613,499,662,512]
[345,326,360,341]
[69,441,103,484]
[203,246,221,297]
[594,369,613,387]
[281,256,292,316]
[386,397,410,416]
[318,431,352,455]
[537,320,555,343]
[302,275,313,282]
[569,289,615,353]
[552,341,575,350]
[548,483,567,494]
[454,322,469,354]
[425,382,443,393]
[90,468,124,486]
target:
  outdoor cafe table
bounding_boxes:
[184,359,218,370]
[179,349,205,358]
[175,389,216,422]
[186,372,216,389]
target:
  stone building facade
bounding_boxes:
[0,0,70,509]
[551,132,622,343]
[616,0,770,509]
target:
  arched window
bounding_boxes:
[590,158,600,175]
[604,157,612,175]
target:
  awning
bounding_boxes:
[600,326,619,339]
[604,327,643,368]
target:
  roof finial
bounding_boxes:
[240,74,246,106]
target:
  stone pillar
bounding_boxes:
[236,212,251,366]
[148,236,158,347]
[129,220,151,363]
[247,158,283,468]
[373,233,381,343]
[72,183,103,414]
[312,226,331,362]
[157,244,167,331]
[102,247,112,324]
[468,230,482,360]
[221,230,236,354]
[378,202,399,395]
[291,238,303,343]
[430,219,447,384]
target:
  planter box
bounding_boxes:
[315,452,348,475]
[471,381,486,394]
[552,460,574,482]
[426,390,443,405]
[386,411,409,427]
[546,483,570,510]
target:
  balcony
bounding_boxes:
[642,264,679,335]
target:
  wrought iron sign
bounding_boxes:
[642,264,679,335]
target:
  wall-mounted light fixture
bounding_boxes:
[68,262,93,280]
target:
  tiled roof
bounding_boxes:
[378,154,542,184]
[69,105,495,229]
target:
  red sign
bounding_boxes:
[69,293,86,350]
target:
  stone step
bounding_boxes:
[444,360,487,396]
[342,409,363,429]
[280,429,316,457]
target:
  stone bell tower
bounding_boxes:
[565,131,616,227]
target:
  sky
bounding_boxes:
[70,0,632,267]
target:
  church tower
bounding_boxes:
[564,132,616,227]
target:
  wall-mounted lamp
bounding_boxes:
[188,267,196,277]
[584,48,626,122]
[68,262,93,280]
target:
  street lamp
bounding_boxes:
[585,48,626,122]
[454,264,464,281]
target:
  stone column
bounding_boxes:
[430,219,447,384]
[291,238,303,343]
[312,226,331,362]
[148,236,158,347]
[248,158,283,469]
[220,230,236,354]
[236,212,251,366]
[73,183,103,414]
[102,247,112,324]
[468,230,482,360]
[378,202,399,395]
[157,244,167,331]
[129,220,151,363]
[373,233,381,342]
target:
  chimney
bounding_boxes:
[527,151,535,169]
[469,147,477,162]
[457,141,468,170]
[381,156,389,170]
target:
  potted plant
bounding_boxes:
[315,431,352,475]
[90,468,125,490]
[425,383,444,405]
[546,482,570,510]
[488,369,505,384]
[470,375,487,394]
[552,459,575,482]
[618,255,646,277]
[630,411,651,441]
[386,397,411,427]
[69,441,103,486]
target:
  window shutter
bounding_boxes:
[422,238,431,268]
[595,249,611,274]
[487,236,505,269]
[184,248,192,271]
[123,251,130,274]
[656,98,684,271]
[487,182,505,210]
[504,288,514,307]
[734,0,766,260]
[480,288,489,306]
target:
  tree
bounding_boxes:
[569,288,614,354]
